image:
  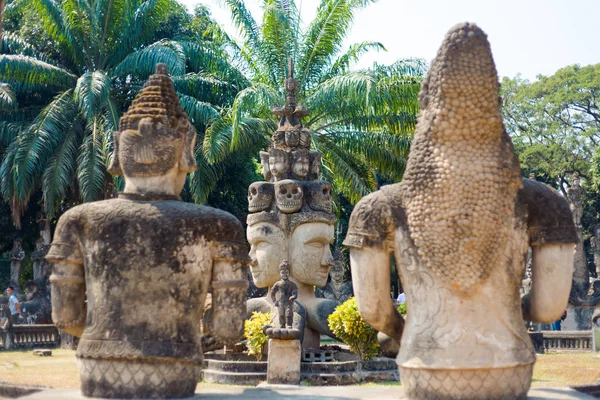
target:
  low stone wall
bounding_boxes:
[0,325,60,350]
[542,330,592,352]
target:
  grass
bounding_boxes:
[0,349,597,390]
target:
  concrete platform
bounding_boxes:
[15,386,598,399]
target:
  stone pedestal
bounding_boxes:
[267,339,301,385]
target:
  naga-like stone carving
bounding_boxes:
[247,58,338,350]
[345,23,577,400]
[47,64,249,399]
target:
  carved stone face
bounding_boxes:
[290,222,335,287]
[259,151,272,181]
[247,222,288,288]
[269,150,289,181]
[285,131,300,148]
[330,262,344,283]
[292,150,310,179]
[275,180,303,213]
[306,181,332,213]
[248,182,274,213]
[309,152,321,179]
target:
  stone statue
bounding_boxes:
[593,305,600,351]
[9,238,24,295]
[46,64,249,399]
[316,249,353,303]
[247,58,338,350]
[345,23,577,400]
[567,172,584,226]
[20,280,51,324]
[270,261,298,329]
[591,226,600,278]
[31,238,50,287]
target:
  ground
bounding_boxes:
[0,349,598,389]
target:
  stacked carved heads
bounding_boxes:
[109,63,197,179]
[247,59,335,289]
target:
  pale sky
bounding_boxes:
[180,0,600,81]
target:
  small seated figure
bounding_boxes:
[47,64,249,399]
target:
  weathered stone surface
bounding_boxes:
[593,307,600,351]
[345,23,577,400]
[46,64,248,399]
[267,339,301,385]
[246,58,339,350]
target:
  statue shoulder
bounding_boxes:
[343,187,400,251]
[519,179,578,245]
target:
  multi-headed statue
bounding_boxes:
[47,64,249,399]
[246,58,338,349]
[345,23,576,400]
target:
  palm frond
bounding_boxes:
[188,150,220,204]
[76,117,107,202]
[181,41,249,89]
[0,83,17,110]
[111,39,186,78]
[73,70,112,120]
[222,0,262,54]
[324,41,385,79]
[1,32,50,61]
[172,73,239,106]
[178,94,220,127]
[231,83,281,149]
[0,55,77,92]
[42,116,84,217]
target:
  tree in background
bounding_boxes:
[501,63,600,276]
[204,0,426,204]
[0,0,248,227]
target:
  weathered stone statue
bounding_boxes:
[246,58,338,350]
[20,280,51,324]
[270,261,298,329]
[9,238,24,295]
[568,172,590,299]
[345,23,577,400]
[46,64,249,399]
[591,226,600,278]
[593,305,600,351]
[567,172,584,226]
[31,238,50,287]
[316,249,353,304]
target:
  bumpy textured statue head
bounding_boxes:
[400,23,522,293]
[108,64,197,180]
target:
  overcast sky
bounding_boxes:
[179,0,600,81]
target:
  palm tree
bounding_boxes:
[204,0,426,203]
[0,0,248,226]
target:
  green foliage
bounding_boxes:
[243,311,271,360]
[397,302,407,317]
[328,297,378,361]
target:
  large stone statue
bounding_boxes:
[345,23,577,400]
[46,64,249,399]
[316,249,353,304]
[569,172,590,298]
[246,59,338,349]
[9,238,24,295]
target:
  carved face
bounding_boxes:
[275,180,303,213]
[247,222,288,288]
[306,181,332,213]
[309,152,321,179]
[285,131,300,148]
[248,182,274,213]
[269,150,289,180]
[292,150,310,179]
[290,222,335,287]
[330,263,344,283]
[259,151,272,181]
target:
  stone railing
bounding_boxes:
[0,325,60,350]
[542,330,592,352]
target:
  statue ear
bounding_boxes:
[179,125,197,173]
[108,131,123,176]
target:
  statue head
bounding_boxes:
[292,150,310,179]
[35,238,44,251]
[269,149,290,181]
[290,222,335,287]
[330,249,345,283]
[247,221,288,288]
[279,260,291,280]
[13,238,22,250]
[248,182,274,213]
[259,151,272,181]
[108,64,197,196]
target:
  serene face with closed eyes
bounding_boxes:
[247,222,288,288]
[290,222,335,287]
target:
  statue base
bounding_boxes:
[267,339,301,385]
[78,358,201,399]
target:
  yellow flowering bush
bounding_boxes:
[244,312,272,360]
[328,297,379,361]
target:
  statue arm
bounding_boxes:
[49,261,86,337]
[290,285,297,301]
[270,284,279,304]
[210,258,249,346]
[350,247,404,342]
[522,243,574,323]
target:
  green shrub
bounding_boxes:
[328,297,379,361]
[244,311,272,360]
[397,302,407,316]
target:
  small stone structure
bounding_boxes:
[246,58,339,350]
[316,249,353,304]
[345,23,577,400]
[46,64,249,399]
